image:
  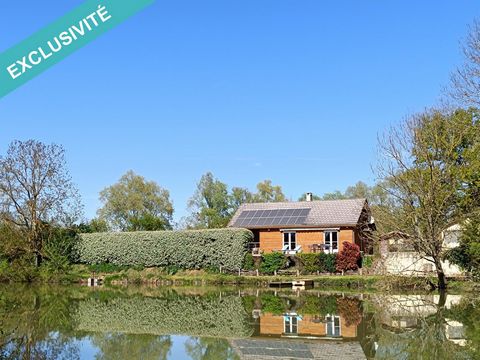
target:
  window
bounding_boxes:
[324,231,338,253]
[283,232,296,251]
[284,315,298,334]
[325,315,341,337]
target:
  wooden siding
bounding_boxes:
[258,228,355,254]
[259,313,357,338]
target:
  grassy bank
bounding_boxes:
[68,265,478,292]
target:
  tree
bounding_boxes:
[230,187,254,214]
[98,171,173,231]
[187,172,231,228]
[254,180,286,202]
[0,140,81,266]
[445,214,480,278]
[376,108,480,289]
[451,20,480,106]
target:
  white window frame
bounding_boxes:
[283,232,297,251]
[324,231,339,254]
[325,314,341,337]
[284,315,299,334]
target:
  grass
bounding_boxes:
[26,264,479,293]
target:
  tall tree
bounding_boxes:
[0,140,81,266]
[230,187,254,214]
[254,180,286,202]
[187,172,231,229]
[376,108,480,289]
[98,171,173,231]
[451,20,480,106]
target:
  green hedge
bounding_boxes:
[75,294,253,338]
[260,252,287,274]
[296,253,337,274]
[76,228,253,271]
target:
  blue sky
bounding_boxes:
[0,1,478,223]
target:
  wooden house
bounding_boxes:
[228,195,375,255]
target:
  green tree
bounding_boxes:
[98,171,173,231]
[376,108,480,289]
[253,180,286,202]
[188,172,231,228]
[230,187,254,214]
[0,140,82,266]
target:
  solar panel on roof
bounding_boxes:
[232,208,311,227]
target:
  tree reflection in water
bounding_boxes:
[0,285,478,360]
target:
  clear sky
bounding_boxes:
[0,1,478,223]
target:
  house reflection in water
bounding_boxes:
[233,299,367,360]
[258,312,357,340]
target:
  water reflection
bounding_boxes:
[0,285,477,359]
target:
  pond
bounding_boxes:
[0,285,478,359]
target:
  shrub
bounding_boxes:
[297,253,320,273]
[362,255,373,268]
[243,253,255,270]
[336,242,361,272]
[318,253,337,273]
[260,252,287,274]
[76,228,252,271]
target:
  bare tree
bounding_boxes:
[0,140,82,266]
[451,20,480,106]
[376,108,479,289]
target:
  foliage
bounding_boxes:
[260,293,288,314]
[376,108,480,289]
[362,255,374,268]
[253,180,286,202]
[243,253,255,270]
[298,294,338,316]
[445,215,480,279]
[98,170,173,231]
[296,253,320,273]
[187,172,232,229]
[337,297,362,326]
[75,218,109,233]
[75,293,253,338]
[0,140,82,266]
[318,252,337,273]
[336,242,361,272]
[260,252,287,274]
[76,228,253,271]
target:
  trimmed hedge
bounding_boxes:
[296,253,337,274]
[76,228,253,271]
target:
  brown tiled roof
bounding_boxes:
[228,198,367,229]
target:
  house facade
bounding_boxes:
[378,225,464,277]
[228,196,375,255]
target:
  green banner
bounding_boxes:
[0,0,154,99]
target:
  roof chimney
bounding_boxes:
[306,192,313,202]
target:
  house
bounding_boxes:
[378,225,464,277]
[228,195,375,255]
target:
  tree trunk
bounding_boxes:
[435,260,447,290]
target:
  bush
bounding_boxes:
[362,255,374,268]
[297,253,320,273]
[76,228,252,271]
[336,242,361,272]
[260,252,287,274]
[318,253,337,273]
[243,253,255,270]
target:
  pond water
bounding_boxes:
[0,285,478,359]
